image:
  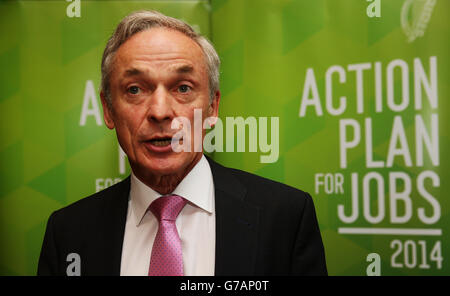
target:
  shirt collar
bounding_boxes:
[130,155,214,226]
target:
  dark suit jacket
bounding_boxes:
[37,157,327,275]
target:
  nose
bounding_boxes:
[146,85,174,123]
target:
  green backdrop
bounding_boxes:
[0,0,448,275]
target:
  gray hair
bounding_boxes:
[101,10,220,107]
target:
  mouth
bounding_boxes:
[143,134,184,153]
[147,138,172,147]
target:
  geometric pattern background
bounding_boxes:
[0,0,210,275]
[0,0,448,275]
[211,0,449,275]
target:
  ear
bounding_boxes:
[208,90,220,119]
[100,91,115,130]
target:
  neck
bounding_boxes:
[133,154,202,195]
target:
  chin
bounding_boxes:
[145,154,190,176]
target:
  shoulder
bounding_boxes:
[49,177,130,225]
[229,166,306,194]
[207,157,312,210]
[228,166,311,205]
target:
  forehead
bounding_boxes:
[114,27,207,73]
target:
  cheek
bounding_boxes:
[178,99,209,118]
[179,105,209,131]
[112,112,142,145]
[113,102,146,128]
[182,106,209,149]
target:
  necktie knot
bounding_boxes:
[149,195,187,222]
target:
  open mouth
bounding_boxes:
[146,135,184,147]
[148,138,172,146]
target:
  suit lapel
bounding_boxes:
[94,176,130,275]
[207,157,260,276]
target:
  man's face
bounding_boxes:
[101,28,219,181]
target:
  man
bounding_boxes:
[37,10,327,276]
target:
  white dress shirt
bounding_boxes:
[120,155,216,276]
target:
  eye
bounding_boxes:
[127,85,140,95]
[178,84,191,93]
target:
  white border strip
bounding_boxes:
[338,227,442,236]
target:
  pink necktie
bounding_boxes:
[148,195,187,276]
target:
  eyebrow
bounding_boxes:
[175,64,194,74]
[124,68,143,77]
[122,64,194,78]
